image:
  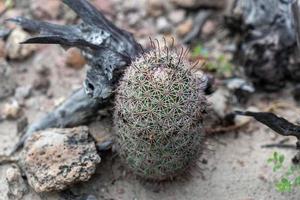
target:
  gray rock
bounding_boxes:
[208,88,230,118]
[2,100,22,120]
[168,9,186,25]
[6,164,28,200]
[22,126,101,193]
[156,17,171,33]
[127,12,143,27]
[0,59,16,99]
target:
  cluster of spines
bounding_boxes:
[114,38,208,181]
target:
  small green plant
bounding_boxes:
[192,43,233,77]
[267,152,300,192]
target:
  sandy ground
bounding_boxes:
[1,46,300,200]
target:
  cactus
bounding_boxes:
[114,42,208,181]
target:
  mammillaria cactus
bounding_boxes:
[114,42,208,180]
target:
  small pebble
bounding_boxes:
[156,17,171,33]
[6,28,36,60]
[2,100,22,120]
[65,48,86,69]
[6,164,28,200]
[176,19,193,37]
[168,9,186,25]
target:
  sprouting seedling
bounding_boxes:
[268,152,285,172]
[267,151,300,192]
[236,110,300,192]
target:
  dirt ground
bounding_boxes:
[1,0,300,199]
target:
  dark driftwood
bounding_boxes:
[8,0,141,154]
[236,110,300,162]
[235,111,300,139]
[227,0,299,91]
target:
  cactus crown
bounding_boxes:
[114,39,208,181]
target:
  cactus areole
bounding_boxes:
[114,45,208,181]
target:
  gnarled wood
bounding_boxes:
[8,0,141,154]
[227,0,298,91]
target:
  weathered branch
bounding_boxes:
[8,0,140,99]
[235,111,300,139]
[227,0,298,91]
[7,0,142,154]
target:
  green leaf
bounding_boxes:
[279,155,285,164]
[274,152,278,161]
[276,178,292,192]
[294,176,300,186]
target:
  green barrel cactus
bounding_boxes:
[114,45,208,181]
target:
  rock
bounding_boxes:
[176,19,193,37]
[0,59,16,99]
[127,12,143,27]
[122,0,147,12]
[156,17,171,33]
[147,0,165,17]
[208,88,230,118]
[15,85,32,102]
[2,100,22,120]
[65,48,86,69]
[168,9,186,25]
[202,20,217,36]
[170,0,226,9]
[6,164,28,200]
[30,0,61,19]
[22,126,101,192]
[6,28,36,60]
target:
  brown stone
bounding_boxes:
[23,126,101,192]
[176,19,193,38]
[65,48,86,69]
